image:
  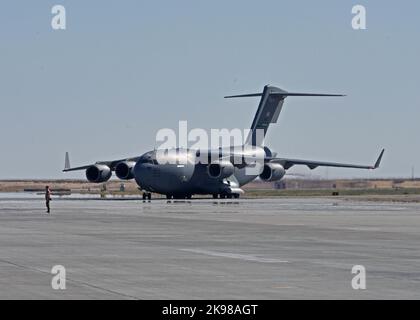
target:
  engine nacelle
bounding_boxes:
[115,161,136,180]
[86,164,112,183]
[208,160,235,179]
[259,163,286,182]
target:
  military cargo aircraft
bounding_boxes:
[64,85,384,199]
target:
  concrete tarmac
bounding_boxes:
[0,195,419,299]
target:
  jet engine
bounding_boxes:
[86,164,112,183]
[115,161,136,180]
[259,163,285,182]
[208,160,234,179]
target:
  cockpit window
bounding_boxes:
[138,158,157,165]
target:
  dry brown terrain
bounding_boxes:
[0,178,420,195]
[0,179,140,194]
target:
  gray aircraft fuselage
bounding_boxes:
[134,146,262,197]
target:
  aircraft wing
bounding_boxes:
[268,149,385,171]
[62,152,141,172]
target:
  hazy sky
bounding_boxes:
[0,0,419,179]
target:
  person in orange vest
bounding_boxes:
[45,186,52,213]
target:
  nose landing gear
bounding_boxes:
[142,192,152,201]
[214,193,240,199]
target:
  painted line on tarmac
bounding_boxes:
[180,248,289,263]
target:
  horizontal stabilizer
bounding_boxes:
[225,92,345,98]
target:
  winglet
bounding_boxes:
[64,152,71,171]
[373,149,385,169]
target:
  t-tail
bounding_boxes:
[225,85,345,146]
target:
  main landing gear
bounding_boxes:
[166,194,192,200]
[142,192,152,201]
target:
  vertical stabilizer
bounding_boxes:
[224,85,345,146]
